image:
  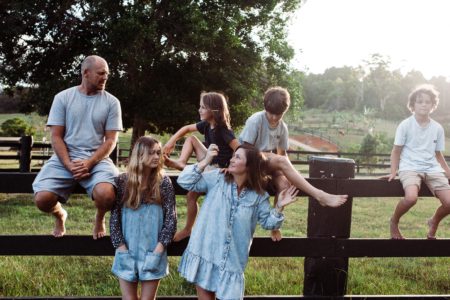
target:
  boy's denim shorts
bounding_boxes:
[32,157,118,202]
[399,171,450,196]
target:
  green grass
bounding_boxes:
[0,194,449,296]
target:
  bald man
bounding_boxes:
[33,55,123,239]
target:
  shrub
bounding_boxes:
[0,117,36,137]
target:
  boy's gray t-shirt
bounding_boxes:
[394,115,445,173]
[47,86,123,160]
[239,111,289,152]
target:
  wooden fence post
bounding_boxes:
[19,135,33,172]
[303,156,355,296]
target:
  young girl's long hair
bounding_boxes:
[124,136,164,209]
[200,92,231,129]
[225,144,268,195]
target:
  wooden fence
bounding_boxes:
[4,136,447,175]
[0,157,449,299]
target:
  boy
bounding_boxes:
[240,87,347,241]
[387,84,450,239]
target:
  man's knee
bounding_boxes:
[34,191,59,212]
[93,183,116,209]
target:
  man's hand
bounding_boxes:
[69,160,93,181]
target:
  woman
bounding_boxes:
[177,143,298,300]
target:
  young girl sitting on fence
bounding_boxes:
[110,136,177,300]
[162,91,239,241]
[177,143,299,300]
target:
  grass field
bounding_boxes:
[0,193,449,297]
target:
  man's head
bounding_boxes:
[407,84,439,113]
[263,86,290,127]
[81,55,109,92]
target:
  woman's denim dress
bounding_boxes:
[177,164,284,300]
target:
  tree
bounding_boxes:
[0,117,35,136]
[1,0,302,146]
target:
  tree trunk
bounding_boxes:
[130,116,148,153]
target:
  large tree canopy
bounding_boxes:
[0,0,303,143]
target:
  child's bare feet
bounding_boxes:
[173,228,191,242]
[270,229,282,242]
[316,190,348,207]
[163,155,186,171]
[53,208,67,238]
[93,212,106,240]
[390,218,404,239]
[427,218,438,240]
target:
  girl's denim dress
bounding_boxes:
[177,164,284,300]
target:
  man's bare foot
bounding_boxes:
[427,218,438,239]
[93,213,106,240]
[173,228,191,242]
[390,218,404,239]
[316,190,348,207]
[52,208,68,238]
[163,155,186,171]
[270,229,282,242]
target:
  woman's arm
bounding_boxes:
[257,186,298,230]
[157,176,178,250]
[162,124,198,156]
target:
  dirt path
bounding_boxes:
[290,134,339,152]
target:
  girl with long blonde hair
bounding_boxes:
[110,136,177,300]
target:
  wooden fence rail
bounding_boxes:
[1,156,449,299]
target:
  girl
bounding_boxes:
[163,92,239,241]
[110,136,177,300]
[177,144,298,300]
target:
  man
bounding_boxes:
[33,55,123,239]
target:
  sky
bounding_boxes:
[287,0,450,79]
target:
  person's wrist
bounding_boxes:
[276,202,283,213]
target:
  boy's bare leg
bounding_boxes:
[266,154,347,207]
[271,172,290,242]
[34,191,68,237]
[173,191,200,241]
[164,136,207,170]
[427,189,450,239]
[390,185,419,239]
[92,183,115,239]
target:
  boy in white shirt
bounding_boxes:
[386,84,450,239]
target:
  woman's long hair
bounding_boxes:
[124,136,164,209]
[201,92,231,129]
[225,144,268,195]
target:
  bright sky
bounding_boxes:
[288,0,450,79]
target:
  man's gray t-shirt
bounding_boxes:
[394,115,445,173]
[239,111,289,152]
[47,86,123,160]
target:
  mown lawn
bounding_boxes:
[0,193,449,297]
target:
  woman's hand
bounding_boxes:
[276,185,299,212]
[117,243,128,251]
[198,144,219,171]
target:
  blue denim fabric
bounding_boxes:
[111,203,168,282]
[177,164,284,300]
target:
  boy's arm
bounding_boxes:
[163,124,198,156]
[228,138,240,151]
[277,148,287,156]
[435,151,450,178]
[388,145,403,181]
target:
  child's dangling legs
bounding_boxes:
[427,188,450,239]
[390,184,419,239]
[270,171,291,242]
[164,136,207,171]
[173,191,201,241]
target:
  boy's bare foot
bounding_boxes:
[93,213,106,240]
[53,208,68,238]
[427,218,438,240]
[270,229,282,242]
[390,218,404,239]
[173,228,191,242]
[163,155,185,171]
[316,191,348,207]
